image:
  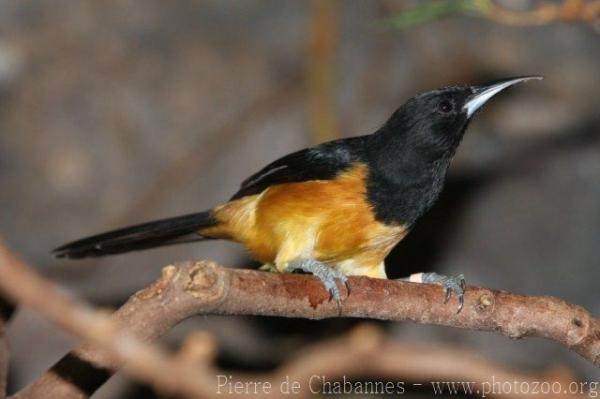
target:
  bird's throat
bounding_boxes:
[364,134,452,226]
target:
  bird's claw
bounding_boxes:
[286,259,350,305]
[422,272,466,313]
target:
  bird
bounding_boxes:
[53,76,542,312]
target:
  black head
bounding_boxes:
[382,76,543,158]
[365,76,542,226]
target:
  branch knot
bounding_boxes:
[184,261,228,305]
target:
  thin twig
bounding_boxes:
[385,0,600,30]
[479,0,600,27]
[307,0,340,144]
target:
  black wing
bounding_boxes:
[230,137,365,200]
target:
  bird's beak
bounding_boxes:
[463,76,543,118]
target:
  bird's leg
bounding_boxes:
[400,272,466,313]
[285,259,350,304]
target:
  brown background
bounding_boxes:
[0,1,599,396]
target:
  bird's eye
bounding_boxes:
[437,100,453,114]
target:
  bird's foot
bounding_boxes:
[285,259,350,305]
[259,263,277,272]
[421,272,466,313]
[400,272,466,313]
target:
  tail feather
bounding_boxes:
[53,211,218,259]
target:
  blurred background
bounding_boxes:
[0,0,599,396]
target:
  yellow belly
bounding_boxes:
[201,164,408,278]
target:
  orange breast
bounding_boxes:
[201,163,407,275]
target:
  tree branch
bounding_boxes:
[1,242,598,398]
[0,244,215,399]
[171,323,578,399]
[481,0,600,27]
[256,324,577,399]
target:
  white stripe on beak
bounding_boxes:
[464,76,543,118]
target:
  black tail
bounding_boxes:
[53,211,218,259]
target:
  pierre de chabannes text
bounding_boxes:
[217,375,599,396]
